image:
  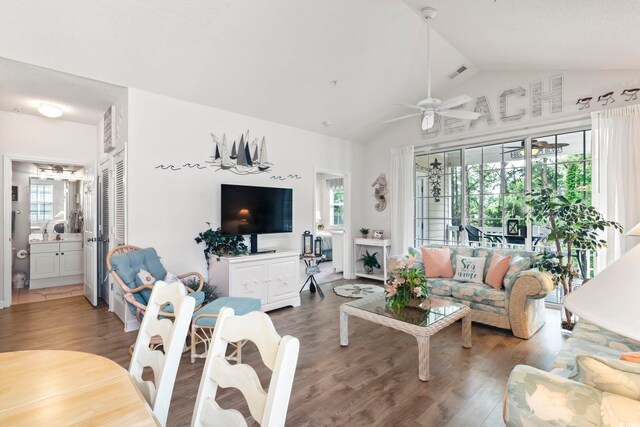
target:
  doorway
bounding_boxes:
[4,158,86,306]
[311,168,353,285]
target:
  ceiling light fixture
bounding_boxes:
[322,121,332,127]
[37,103,63,118]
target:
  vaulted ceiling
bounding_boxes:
[0,0,638,141]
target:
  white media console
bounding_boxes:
[208,250,301,312]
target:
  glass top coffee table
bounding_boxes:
[339,293,471,381]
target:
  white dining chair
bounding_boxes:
[129,280,195,426]
[191,307,300,427]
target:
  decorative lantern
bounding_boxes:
[302,231,313,255]
[314,236,323,257]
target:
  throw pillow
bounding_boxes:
[420,246,454,278]
[164,271,183,285]
[137,269,156,286]
[503,256,532,290]
[485,253,512,289]
[452,255,486,284]
[570,355,640,400]
[621,352,640,364]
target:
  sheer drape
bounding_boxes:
[389,146,415,256]
[591,105,640,272]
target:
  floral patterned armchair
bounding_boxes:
[504,320,640,426]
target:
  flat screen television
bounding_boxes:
[220,184,293,253]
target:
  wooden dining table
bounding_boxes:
[0,350,159,426]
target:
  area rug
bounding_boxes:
[333,284,384,298]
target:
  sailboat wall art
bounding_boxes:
[206,130,273,175]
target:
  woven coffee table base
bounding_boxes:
[339,300,471,382]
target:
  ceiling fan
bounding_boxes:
[505,139,570,155]
[384,7,481,131]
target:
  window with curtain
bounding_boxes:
[415,150,462,246]
[414,129,591,250]
[30,183,54,221]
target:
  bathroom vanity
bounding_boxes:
[29,235,83,288]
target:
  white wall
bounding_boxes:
[127,89,360,279]
[359,70,640,244]
[0,111,97,306]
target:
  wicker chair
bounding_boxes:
[106,245,205,321]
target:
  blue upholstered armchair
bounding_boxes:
[107,245,206,321]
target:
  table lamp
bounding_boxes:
[563,222,640,341]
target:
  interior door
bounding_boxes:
[111,149,127,323]
[97,161,110,304]
[83,161,98,306]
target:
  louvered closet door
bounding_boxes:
[110,149,127,324]
[97,161,110,304]
[113,150,126,247]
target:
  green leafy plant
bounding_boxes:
[194,223,248,264]
[526,188,622,330]
[359,228,370,238]
[317,223,325,230]
[183,277,219,304]
[359,250,380,269]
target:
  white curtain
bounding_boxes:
[389,146,414,256]
[591,104,640,272]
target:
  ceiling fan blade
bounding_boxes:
[422,111,435,130]
[436,95,473,111]
[382,113,422,124]
[437,109,482,120]
[395,103,424,111]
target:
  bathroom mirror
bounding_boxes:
[29,177,83,236]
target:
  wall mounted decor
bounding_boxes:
[270,174,302,181]
[206,131,272,175]
[103,106,115,153]
[598,91,615,106]
[371,173,387,212]
[622,88,639,101]
[153,130,276,175]
[575,97,592,110]
[428,158,443,202]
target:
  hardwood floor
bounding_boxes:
[0,279,565,426]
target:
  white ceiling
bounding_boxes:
[0,1,637,140]
[0,57,126,125]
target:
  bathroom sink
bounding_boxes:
[29,233,82,244]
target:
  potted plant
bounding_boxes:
[317,223,325,231]
[359,250,380,274]
[526,188,622,330]
[385,255,428,310]
[359,228,370,238]
[194,223,249,264]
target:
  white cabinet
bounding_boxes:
[30,241,84,288]
[209,251,301,312]
[354,238,391,282]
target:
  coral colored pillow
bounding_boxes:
[621,352,640,364]
[420,247,454,278]
[485,253,512,289]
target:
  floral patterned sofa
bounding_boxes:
[504,320,640,426]
[405,245,554,339]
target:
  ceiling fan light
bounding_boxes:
[37,103,63,118]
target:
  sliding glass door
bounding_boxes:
[414,129,592,251]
